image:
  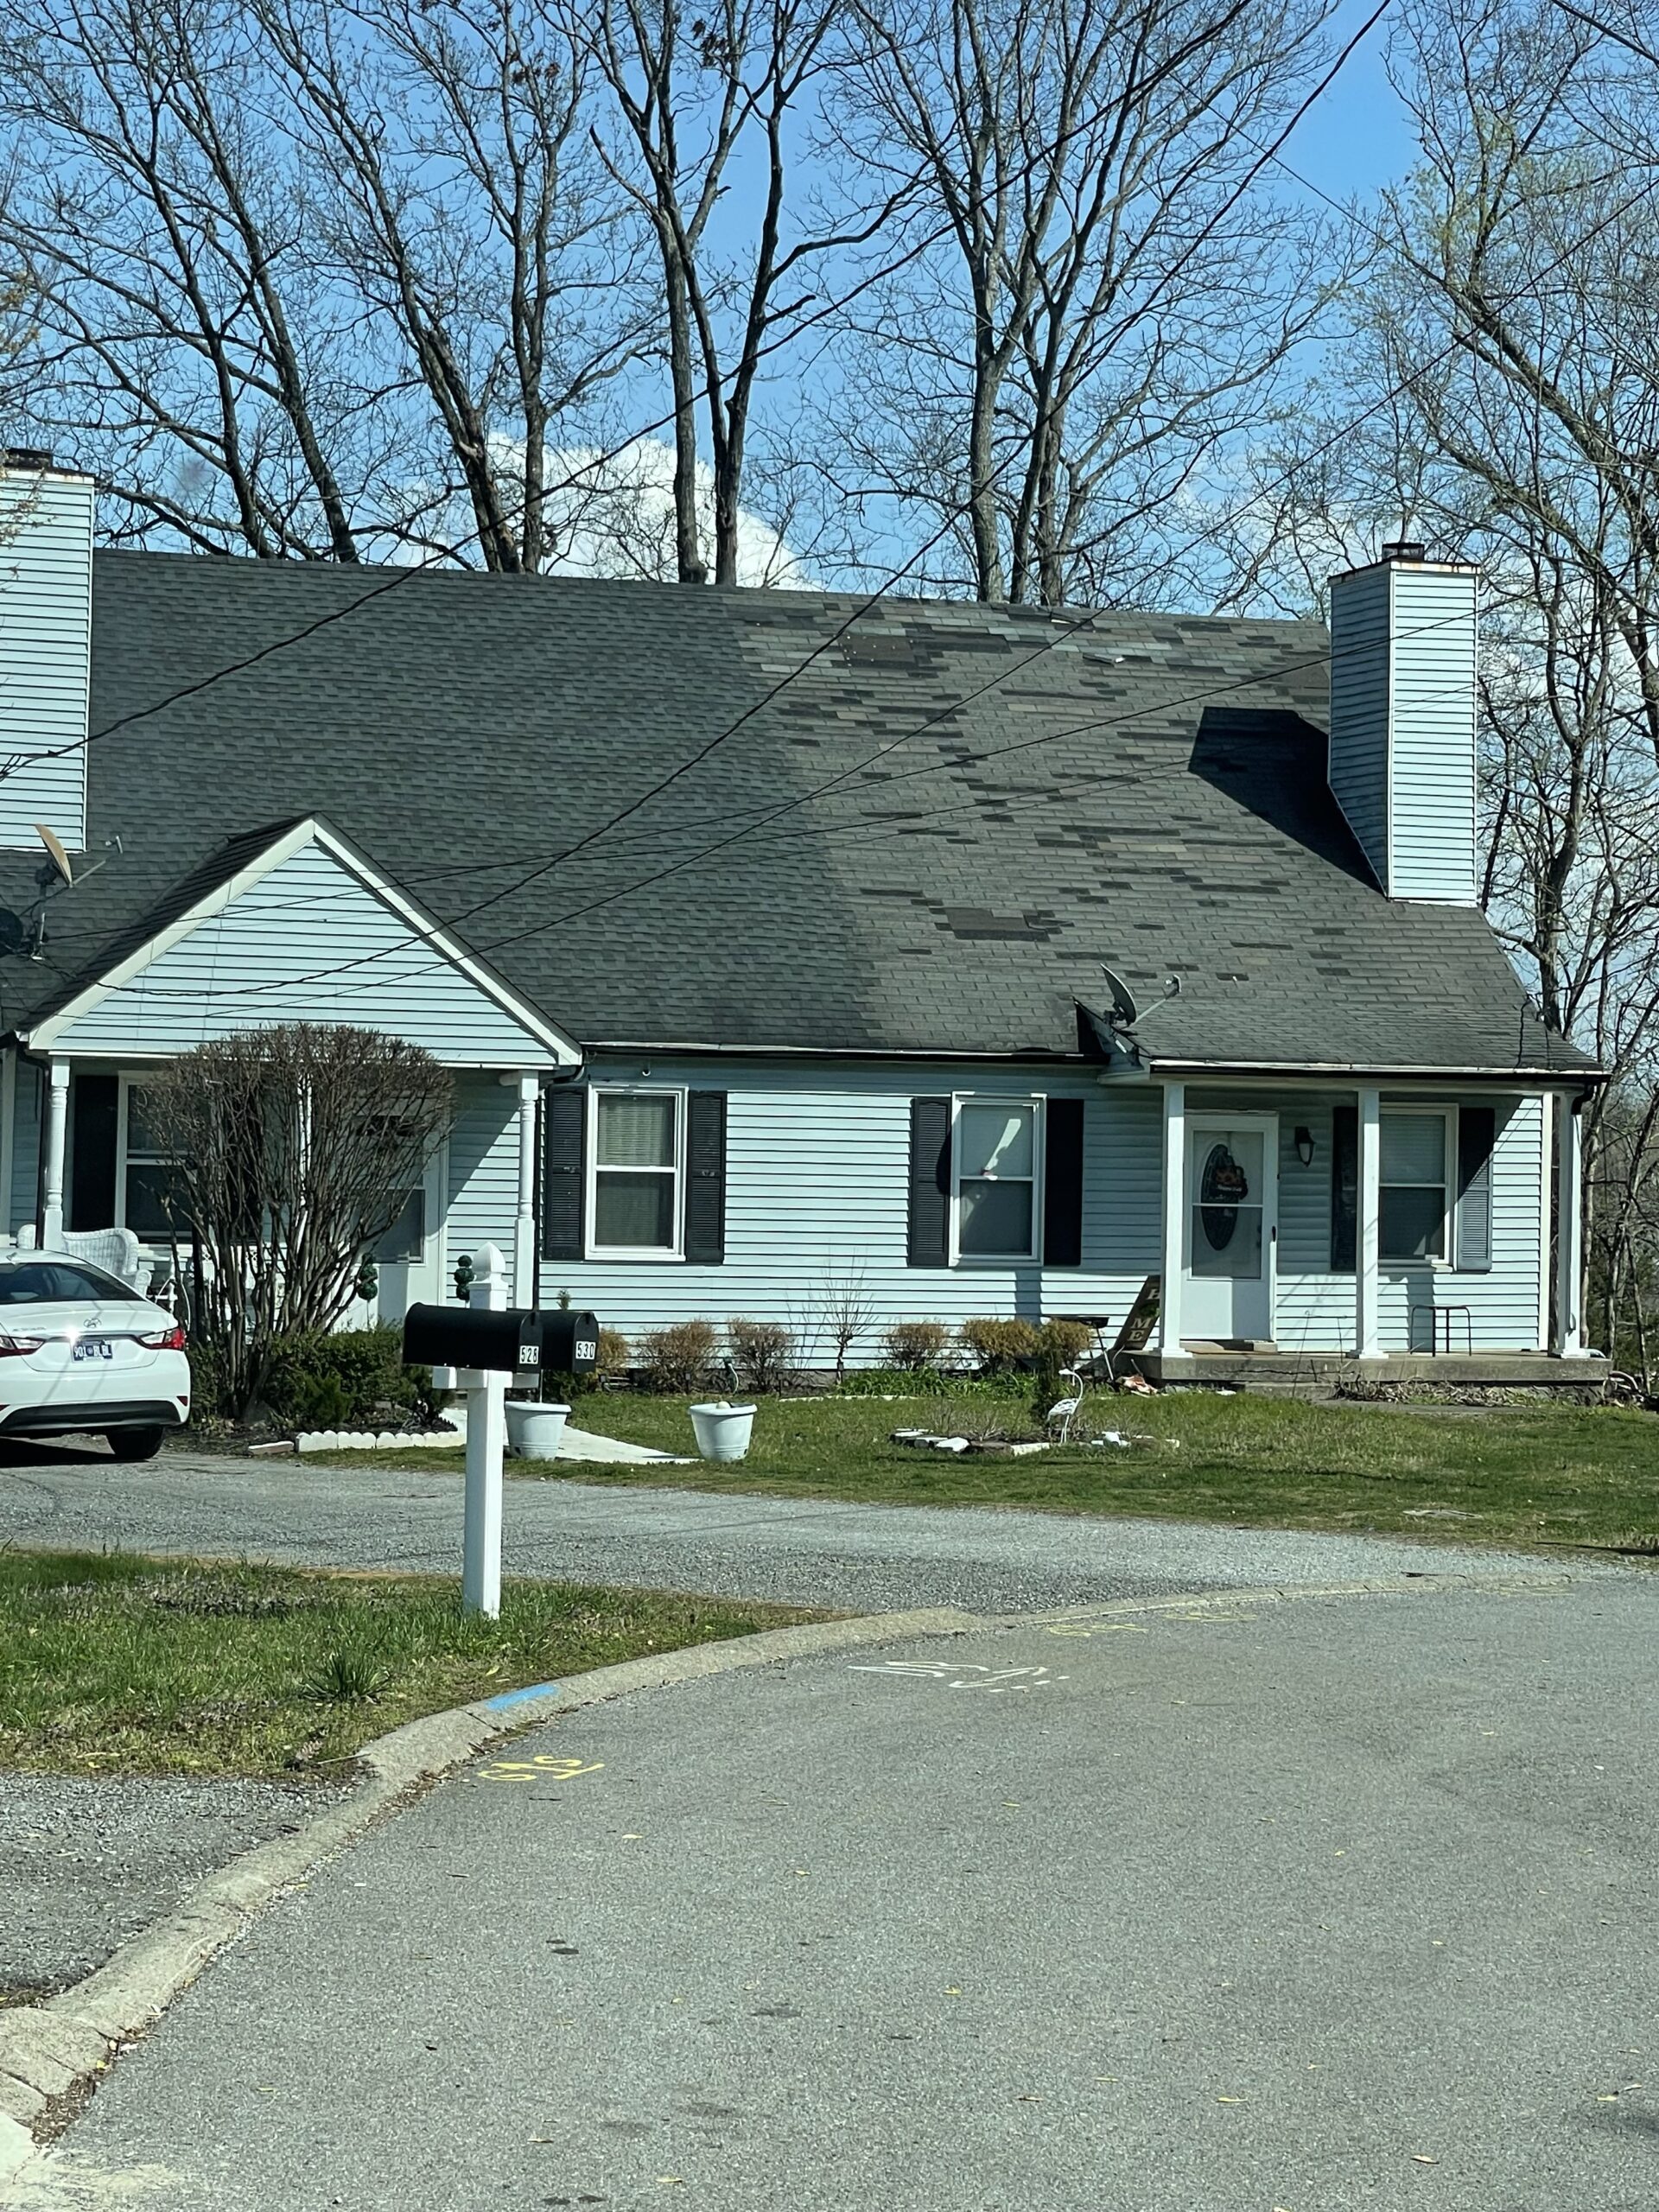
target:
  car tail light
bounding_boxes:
[137,1324,187,1351]
[0,1332,44,1357]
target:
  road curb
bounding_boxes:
[0,1603,980,2190]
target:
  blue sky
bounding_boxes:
[1290,0,1421,207]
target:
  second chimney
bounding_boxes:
[1327,543,1479,905]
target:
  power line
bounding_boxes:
[29,0,1397,994]
[82,589,1506,1005]
[63,141,1659,1007]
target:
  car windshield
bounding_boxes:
[0,1260,145,1305]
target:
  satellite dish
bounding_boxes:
[0,909,25,957]
[35,823,73,887]
[1098,962,1139,1028]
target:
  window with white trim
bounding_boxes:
[953,1097,1042,1261]
[1379,1109,1452,1262]
[589,1090,682,1255]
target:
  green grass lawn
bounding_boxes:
[0,1550,817,1777]
[432,1388,1659,1556]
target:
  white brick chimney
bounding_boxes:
[0,451,94,855]
[1327,541,1479,904]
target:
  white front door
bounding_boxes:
[1183,1118,1276,1345]
[372,1142,447,1324]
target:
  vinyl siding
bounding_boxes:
[1387,567,1478,904]
[528,1058,1166,1359]
[0,470,92,853]
[1195,1086,1546,1353]
[446,1076,518,1261]
[44,840,560,1065]
[1326,563,1389,889]
[504,1065,1545,1361]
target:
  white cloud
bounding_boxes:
[390,435,810,587]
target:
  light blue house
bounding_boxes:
[0,457,1601,1381]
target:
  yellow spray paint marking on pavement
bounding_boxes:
[1046,1622,1151,1639]
[478,1754,604,1784]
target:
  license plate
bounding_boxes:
[73,1338,114,1363]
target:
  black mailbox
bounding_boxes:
[403,1302,545,1376]
[539,1311,600,1378]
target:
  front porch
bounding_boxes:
[1131,1345,1592,1392]
[1147,1073,1596,1369]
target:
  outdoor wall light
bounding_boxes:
[1294,1126,1315,1167]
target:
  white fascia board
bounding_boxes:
[23,815,582,1066]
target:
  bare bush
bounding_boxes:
[727,1318,797,1394]
[882,1319,950,1371]
[141,1023,451,1417]
[640,1319,719,1394]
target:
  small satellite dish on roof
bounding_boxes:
[35,823,73,887]
[1098,962,1139,1028]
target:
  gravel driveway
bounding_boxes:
[0,1775,357,1999]
[0,1441,1617,1615]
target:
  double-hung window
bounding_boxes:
[589,1090,682,1255]
[119,1083,190,1238]
[1379,1110,1452,1262]
[954,1097,1042,1261]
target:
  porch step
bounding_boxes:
[1133,1350,1602,1393]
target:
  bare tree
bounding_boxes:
[0,0,644,565]
[1264,0,1659,1356]
[144,1023,451,1414]
[578,0,908,585]
[825,0,1344,605]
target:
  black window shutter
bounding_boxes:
[907,1097,952,1267]
[1043,1097,1085,1267]
[1455,1105,1495,1272]
[69,1073,118,1232]
[1331,1104,1357,1273]
[541,1084,586,1262]
[684,1091,728,1263]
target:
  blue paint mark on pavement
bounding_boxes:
[484,1681,562,1711]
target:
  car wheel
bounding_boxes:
[106,1426,166,1462]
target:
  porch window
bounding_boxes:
[589,1090,682,1255]
[954,1098,1042,1261]
[1380,1111,1451,1261]
[121,1084,192,1238]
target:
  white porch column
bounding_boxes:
[41,1059,70,1249]
[1357,1084,1383,1358]
[1554,1091,1589,1357]
[512,1072,540,1306]
[1159,1079,1187,1359]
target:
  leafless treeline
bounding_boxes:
[0,0,1344,598]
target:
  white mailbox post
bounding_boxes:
[457,1241,509,1619]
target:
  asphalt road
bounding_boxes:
[0,1446,1604,1614]
[11,1575,1657,2211]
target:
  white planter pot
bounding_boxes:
[505,1401,572,1461]
[689,1401,757,1462]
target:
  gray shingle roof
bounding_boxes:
[0,550,1593,1076]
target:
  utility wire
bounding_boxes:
[29,4,1397,983]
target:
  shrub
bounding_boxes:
[641,1319,719,1395]
[728,1319,797,1394]
[1039,1318,1093,1364]
[596,1327,631,1384]
[1031,1319,1096,1422]
[543,1325,632,1402]
[959,1316,1043,1376]
[255,1327,431,1430]
[883,1319,951,1371]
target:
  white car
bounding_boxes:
[0,1255,191,1459]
